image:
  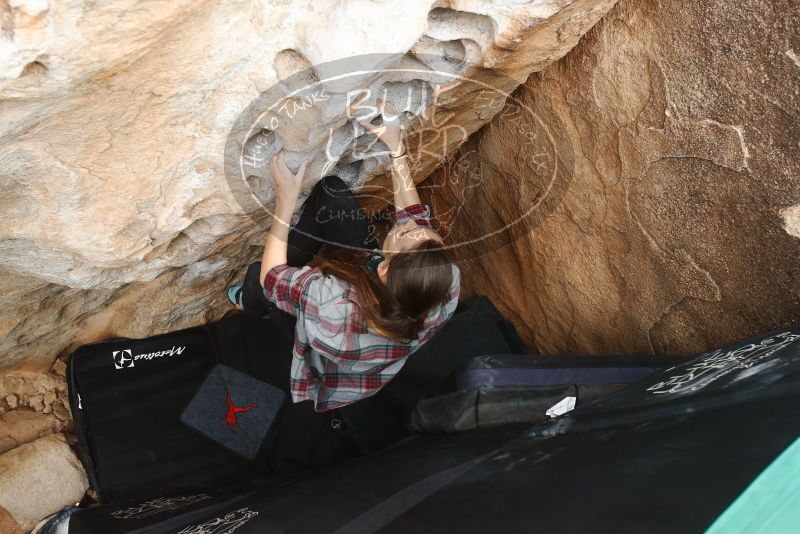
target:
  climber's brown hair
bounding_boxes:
[312,239,453,340]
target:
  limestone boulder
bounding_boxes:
[0,365,70,453]
[0,434,88,532]
[0,0,616,372]
[0,409,61,453]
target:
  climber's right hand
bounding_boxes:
[359,98,405,157]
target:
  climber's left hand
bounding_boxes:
[270,150,307,210]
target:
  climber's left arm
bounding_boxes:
[259,151,307,286]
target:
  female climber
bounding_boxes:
[227,98,461,413]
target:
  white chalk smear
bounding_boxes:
[786,49,800,69]
[780,204,800,239]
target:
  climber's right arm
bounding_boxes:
[387,139,421,210]
[359,98,420,211]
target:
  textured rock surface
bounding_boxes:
[0,0,615,372]
[0,361,71,453]
[0,506,24,534]
[426,0,800,355]
[0,434,88,531]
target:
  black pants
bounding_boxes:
[240,175,380,339]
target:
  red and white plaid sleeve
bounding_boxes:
[263,264,324,318]
[394,203,434,229]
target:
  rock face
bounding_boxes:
[0,0,615,372]
[426,0,800,355]
[0,434,89,531]
[0,361,71,453]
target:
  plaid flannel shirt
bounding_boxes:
[263,203,460,412]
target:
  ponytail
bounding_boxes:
[313,240,452,340]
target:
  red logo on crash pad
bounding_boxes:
[220,388,258,432]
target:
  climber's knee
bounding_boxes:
[318,174,349,191]
[244,261,263,287]
[312,175,360,213]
